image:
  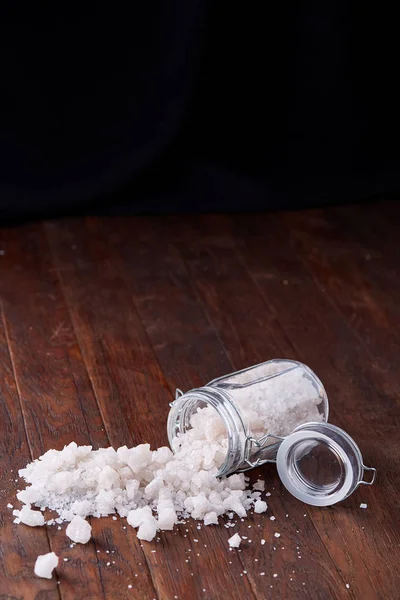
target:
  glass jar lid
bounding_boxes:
[276,422,376,506]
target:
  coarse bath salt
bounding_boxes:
[228,533,242,548]
[66,515,92,544]
[13,360,326,548]
[34,552,59,579]
[13,505,45,527]
[254,500,268,514]
[13,357,375,568]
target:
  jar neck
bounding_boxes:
[167,386,248,476]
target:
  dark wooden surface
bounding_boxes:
[1,200,399,600]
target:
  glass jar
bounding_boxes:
[167,359,376,506]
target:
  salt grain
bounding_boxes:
[359,503,368,509]
[14,369,322,548]
[204,511,218,526]
[34,552,58,579]
[228,533,242,548]
[254,500,267,514]
[66,515,92,544]
[13,505,45,527]
[253,480,265,492]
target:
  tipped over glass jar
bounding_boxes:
[168,359,376,506]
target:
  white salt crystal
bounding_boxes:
[71,500,92,517]
[253,480,265,492]
[125,444,152,474]
[14,363,324,553]
[191,496,210,519]
[34,552,58,579]
[96,489,116,515]
[203,511,218,526]
[144,478,163,499]
[16,506,45,527]
[274,532,281,538]
[261,539,266,545]
[66,515,92,544]
[270,516,275,521]
[98,465,120,491]
[157,507,177,531]
[7,503,13,509]
[227,474,245,490]
[53,471,74,493]
[137,515,158,541]
[359,503,368,509]
[254,500,267,514]
[127,507,152,529]
[228,533,241,548]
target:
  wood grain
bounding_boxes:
[0,302,59,600]
[0,224,156,599]
[229,211,400,598]
[0,201,399,599]
[104,216,346,600]
[46,218,256,600]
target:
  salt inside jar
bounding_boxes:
[168,359,376,506]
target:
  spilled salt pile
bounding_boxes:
[14,427,262,544]
[13,367,323,548]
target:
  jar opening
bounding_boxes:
[167,387,248,477]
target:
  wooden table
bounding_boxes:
[0,201,399,600]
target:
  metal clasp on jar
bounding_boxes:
[241,433,285,471]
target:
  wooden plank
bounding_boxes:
[103,216,346,600]
[226,212,400,599]
[0,223,156,600]
[282,204,400,377]
[46,217,257,600]
[2,206,398,599]
[0,301,59,600]
[161,213,400,600]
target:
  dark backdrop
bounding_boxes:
[1,2,399,221]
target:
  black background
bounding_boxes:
[1,2,399,222]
